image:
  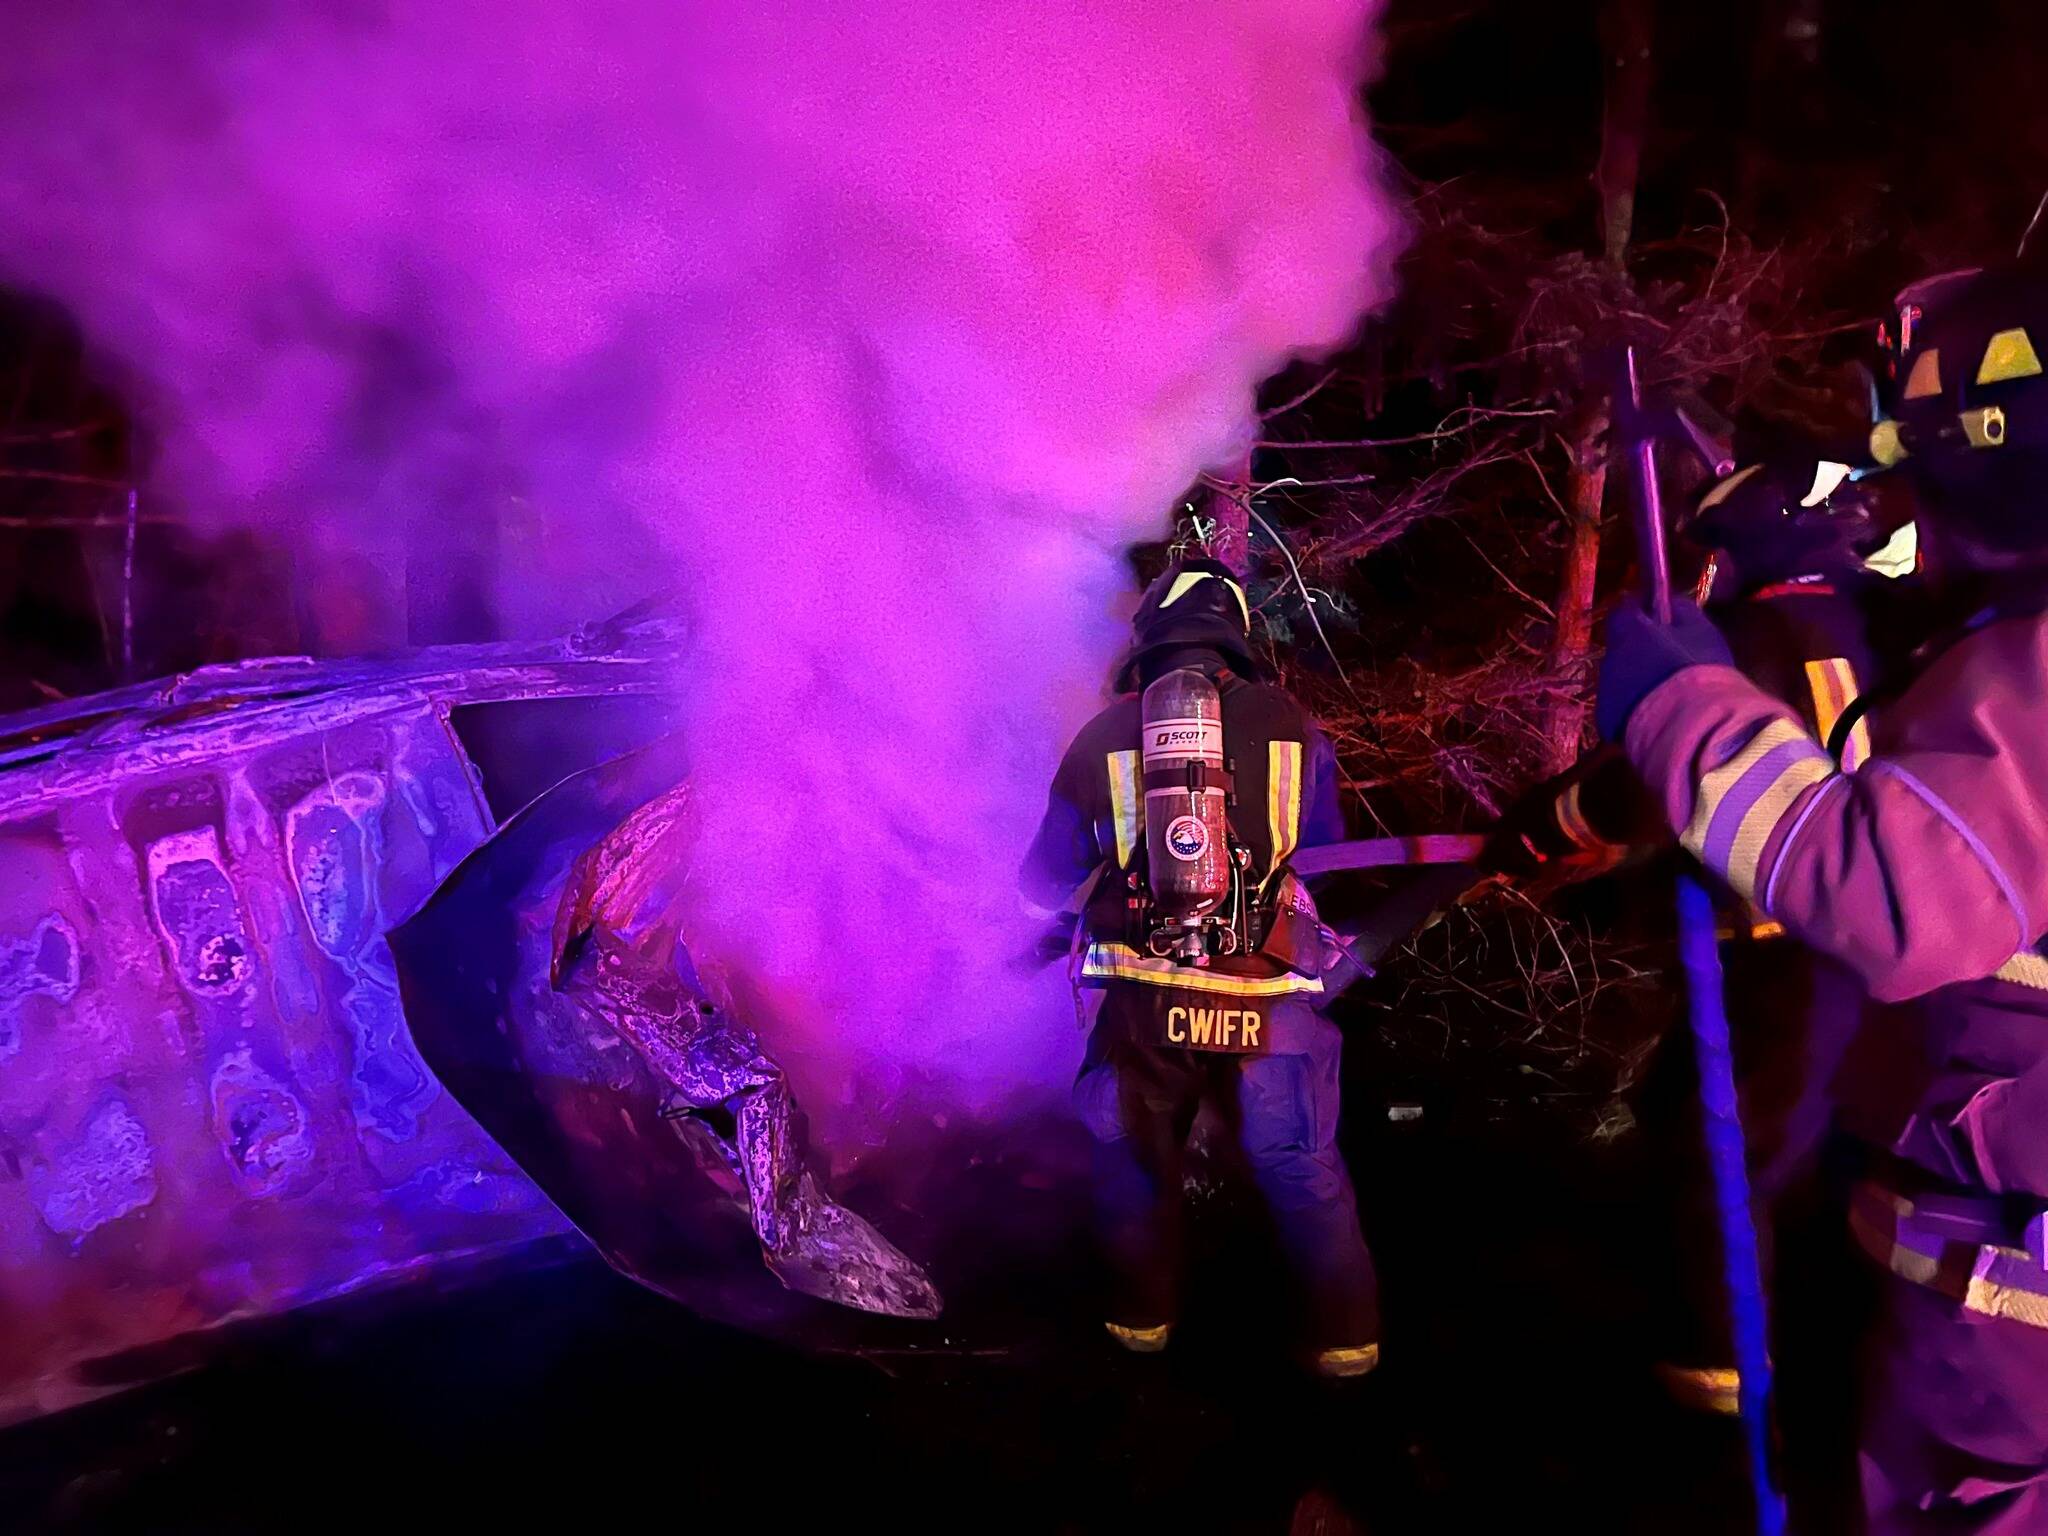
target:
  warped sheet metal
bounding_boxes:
[391,743,941,1330]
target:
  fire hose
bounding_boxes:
[1620,346,1786,1535]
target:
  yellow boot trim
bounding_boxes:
[1314,1342,1382,1378]
[1105,1321,1171,1353]
[1656,1362,1742,1416]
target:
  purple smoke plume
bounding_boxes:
[1,1,1398,1152]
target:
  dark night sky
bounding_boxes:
[1378,0,2048,291]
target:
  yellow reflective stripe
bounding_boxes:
[1223,578,1250,630]
[1556,782,1594,848]
[1803,658,1871,770]
[1965,1274,2048,1330]
[1870,419,1908,467]
[1727,757,1835,902]
[1105,1321,1171,1351]
[1849,1184,1946,1287]
[1655,1364,1742,1416]
[1851,1184,2048,1332]
[1314,1343,1381,1378]
[1681,718,1836,902]
[1080,943,1324,996]
[1846,717,1872,772]
[1712,909,1784,942]
[1977,327,2044,385]
[1107,750,1141,869]
[1903,347,1944,399]
[1555,781,1614,853]
[1266,740,1303,890]
[1159,570,1251,629]
[1962,405,2008,448]
[1995,951,2048,991]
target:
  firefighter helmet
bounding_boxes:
[1872,258,2048,552]
[1115,558,1256,691]
[1683,452,1876,599]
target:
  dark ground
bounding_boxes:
[0,1081,1867,1536]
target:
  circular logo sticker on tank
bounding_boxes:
[1165,815,1210,862]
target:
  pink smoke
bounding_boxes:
[1,1,1398,1148]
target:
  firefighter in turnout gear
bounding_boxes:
[1020,557,1378,1376]
[1493,450,1915,1421]
[1598,256,2048,1533]
[1649,452,1912,1417]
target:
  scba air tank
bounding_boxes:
[1140,668,1234,961]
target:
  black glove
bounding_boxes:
[1481,789,1565,881]
[1595,597,1734,741]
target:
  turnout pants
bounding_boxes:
[1073,986,1378,1352]
[1860,1277,2048,1533]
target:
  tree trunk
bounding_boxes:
[1538,0,1651,770]
[1540,408,1611,771]
[1593,0,1653,272]
[1735,0,1828,220]
[1203,449,1254,578]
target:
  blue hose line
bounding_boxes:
[1675,871,1786,1536]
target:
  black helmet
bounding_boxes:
[1871,258,2048,553]
[1683,452,1876,600]
[1113,557,1256,691]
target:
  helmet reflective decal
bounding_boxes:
[1962,405,2008,448]
[1800,461,1853,507]
[1221,577,1249,630]
[1869,419,1908,467]
[1976,328,2044,386]
[1864,522,1919,579]
[1902,348,1944,401]
[1159,569,1250,631]
[1695,462,1764,514]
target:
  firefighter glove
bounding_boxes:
[1596,596,1734,741]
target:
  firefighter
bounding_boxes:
[1659,452,1910,1417]
[1488,451,1913,1422]
[1596,256,2048,1533]
[1020,557,1378,1377]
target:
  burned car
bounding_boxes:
[0,603,936,1424]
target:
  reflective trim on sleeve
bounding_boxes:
[1994,951,2048,992]
[1803,658,1872,770]
[1080,943,1325,996]
[1107,750,1142,870]
[1681,718,1837,902]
